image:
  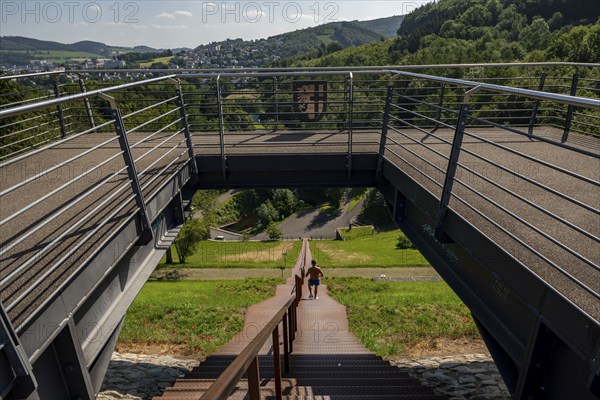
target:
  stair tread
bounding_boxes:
[185,370,412,379]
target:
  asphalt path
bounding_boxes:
[252,197,366,240]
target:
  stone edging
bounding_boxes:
[98,352,511,399]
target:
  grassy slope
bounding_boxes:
[140,56,174,67]
[327,278,478,356]
[311,230,429,268]
[120,278,281,354]
[0,49,101,60]
[161,240,302,268]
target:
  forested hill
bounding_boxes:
[196,16,404,68]
[294,0,600,68]
[0,36,159,55]
[355,15,404,38]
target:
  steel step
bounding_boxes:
[198,358,391,367]
[285,385,436,396]
[270,396,446,400]
[185,369,413,379]
[190,364,400,372]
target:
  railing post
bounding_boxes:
[528,73,546,135]
[174,80,198,175]
[282,310,290,373]
[561,72,579,143]
[53,81,67,138]
[432,83,446,133]
[293,300,298,334]
[0,301,37,399]
[272,325,282,400]
[100,93,153,245]
[216,75,227,180]
[288,304,294,353]
[376,85,394,179]
[434,86,480,244]
[347,72,354,179]
[273,77,279,129]
[79,78,96,131]
[247,356,261,400]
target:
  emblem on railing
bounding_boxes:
[293,81,327,122]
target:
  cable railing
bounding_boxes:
[0,76,195,329]
[379,72,599,320]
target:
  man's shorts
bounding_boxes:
[308,279,320,286]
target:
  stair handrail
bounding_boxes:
[200,239,310,400]
[199,294,296,400]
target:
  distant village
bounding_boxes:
[1,37,284,78]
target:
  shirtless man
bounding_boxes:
[307,259,324,299]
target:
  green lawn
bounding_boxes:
[161,240,302,268]
[347,188,367,212]
[338,226,375,240]
[120,278,281,355]
[140,56,174,67]
[311,230,429,268]
[327,278,478,356]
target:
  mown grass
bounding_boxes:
[347,188,368,212]
[140,55,174,67]
[312,230,429,268]
[160,240,302,268]
[338,226,375,240]
[120,278,282,355]
[327,278,478,357]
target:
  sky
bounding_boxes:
[0,0,434,49]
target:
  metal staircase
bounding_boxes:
[158,354,445,400]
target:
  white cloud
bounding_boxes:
[157,12,176,19]
[156,10,193,19]
[151,24,191,31]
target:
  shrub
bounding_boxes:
[396,233,416,249]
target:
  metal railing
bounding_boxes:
[2,64,598,164]
[378,70,599,320]
[0,75,194,329]
[1,68,598,311]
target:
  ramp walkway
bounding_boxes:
[158,240,444,399]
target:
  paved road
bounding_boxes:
[252,197,366,240]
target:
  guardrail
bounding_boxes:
[2,65,598,163]
[377,74,600,318]
[0,75,195,330]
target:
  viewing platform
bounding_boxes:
[0,64,598,399]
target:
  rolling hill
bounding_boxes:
[0,36,161,66]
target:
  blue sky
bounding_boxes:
[0,1,433,48]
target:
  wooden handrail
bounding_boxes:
[200,239,309,400]
[199,295,296,399]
